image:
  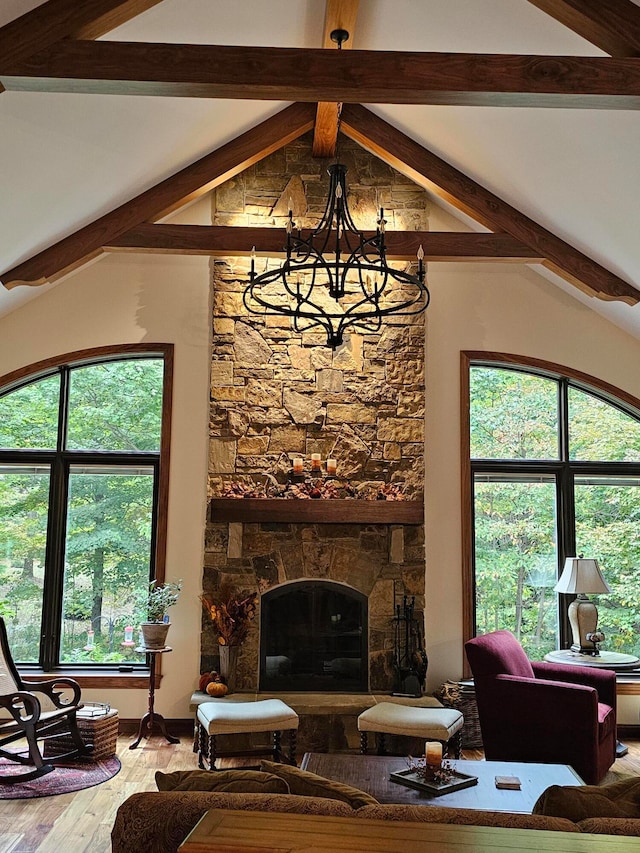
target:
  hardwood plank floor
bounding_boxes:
[0,735,638,852]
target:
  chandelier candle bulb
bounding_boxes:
[425,741,443,766]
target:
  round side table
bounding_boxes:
[129,646,180,749]
[544,649,640,671]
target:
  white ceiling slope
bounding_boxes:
[1,0,639,338]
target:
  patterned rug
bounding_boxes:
[0,755,121,799]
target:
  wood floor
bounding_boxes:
[0,735,639,853]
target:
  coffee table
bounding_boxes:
[301,753,583,814]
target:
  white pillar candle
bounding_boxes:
[425,741,443,766]
[326,458,337,475]
[311,453,322,473]
[292,457,304,475]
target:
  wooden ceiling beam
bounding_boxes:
[0,103,315,289]
[0,0,162,95]
[313,0,360,158]
[106,224,542,262]
[527,0,640,57]
[0,1,163,64]
[3,42,640,107]
[340,104,639,304]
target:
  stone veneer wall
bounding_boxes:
[202,134,428,692]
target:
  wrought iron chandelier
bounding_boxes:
[243,31,430,349]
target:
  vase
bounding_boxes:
[219,644,239,694]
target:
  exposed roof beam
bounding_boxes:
[2,42,640,107]
[528,0,640,57]
[313,0,360,157]
[0,0,162,94]
[106,224,542,262]
[0,0,163,66]
[0,103,315,289]
[340,104,639,304]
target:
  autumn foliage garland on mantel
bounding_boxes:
[221,479,407,501]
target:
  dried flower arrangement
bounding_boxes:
[201,582,258,647]
[221,479,406,501]
[405,756,455,785]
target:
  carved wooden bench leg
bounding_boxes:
[360,731,368,754]
[272,730,282,762]
[288,729,297,765]
[376,733,387,756]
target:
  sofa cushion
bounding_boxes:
[155,769,289,794]
[533,778,640,821]
[355,803,579,833]
[260,760,379,808]
[112,792,354,853]
[577,817,640,836]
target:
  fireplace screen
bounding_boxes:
[260,581,367,692]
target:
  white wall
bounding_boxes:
[0,247,211,719]
[424,258,640,725]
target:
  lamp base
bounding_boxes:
[568,596,603,656]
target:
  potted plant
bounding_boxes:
[140,580,182,650]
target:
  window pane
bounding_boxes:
[67,359,163,451]
[470,367,558,460]
[474,475,558,659]
[0,465,50,662]
[60,466,155,664]
[569,387,640,462]
[0,375,60,450]
[575,476,640,657]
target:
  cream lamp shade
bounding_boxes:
[554,558,611,655]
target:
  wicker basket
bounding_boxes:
[437,681,483,749]
[44,708,119,760]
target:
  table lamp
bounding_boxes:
[554,557,611,655]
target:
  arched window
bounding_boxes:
[463,354,640,660]
[0,346,172,671]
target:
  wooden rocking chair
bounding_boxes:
[0,617,92,783]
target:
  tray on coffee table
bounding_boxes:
[390,766,478,797]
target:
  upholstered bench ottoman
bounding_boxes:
[357,702,464,759]
[196,699,299,770]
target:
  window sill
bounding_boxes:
[21,670,156,689]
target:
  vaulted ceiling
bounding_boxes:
[1,0,639,335]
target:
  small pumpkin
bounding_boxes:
[206,680,229,697]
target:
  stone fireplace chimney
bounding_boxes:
[202,134,427,694]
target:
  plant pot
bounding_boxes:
[140,621,170,650]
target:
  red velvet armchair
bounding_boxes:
[465,630,616,784]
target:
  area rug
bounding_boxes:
[0,755,121,799]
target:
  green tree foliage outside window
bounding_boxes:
[470,365,640,659]
[0,356,164,668]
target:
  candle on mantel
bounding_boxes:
[326,458,337,476]
[292,457,304,476]
[311,453,322,473]
[425,741,443,766]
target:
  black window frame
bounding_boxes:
[462,353,640,654]
[0,345,173,675]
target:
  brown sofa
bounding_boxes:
[111,765,640,853]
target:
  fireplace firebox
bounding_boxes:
[259,580,368,692]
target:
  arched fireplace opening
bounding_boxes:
[260,580,368,692]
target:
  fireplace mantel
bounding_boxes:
[209,498,423,525]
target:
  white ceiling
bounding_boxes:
[1,0,639,336]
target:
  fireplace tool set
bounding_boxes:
[392,595,428,697]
